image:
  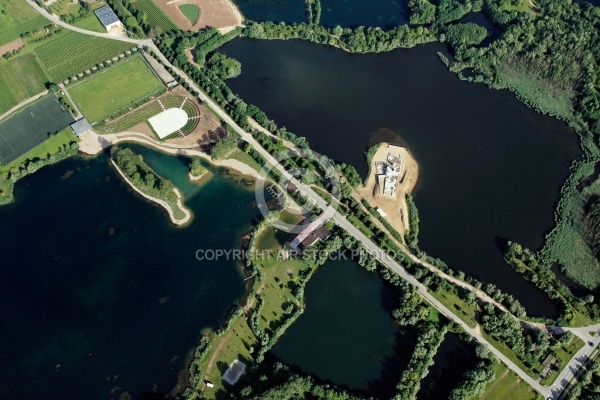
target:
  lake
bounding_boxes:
[220,37,581,317]
[0,146,259,400]
[272,258,416,397]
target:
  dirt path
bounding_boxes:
[79,130,264,180]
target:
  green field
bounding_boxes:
[0,0,48,46]
[0,2,136,114]
[131,0,177,31]
[33,31,134,82]
[72,14,106,33]
[179,4,200,24]
[68,55,164,123]
[479,363,542,400]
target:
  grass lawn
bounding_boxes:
[179,4,200,24]
[72,14,106,33]
[68,55,164,123]
[0,128,76,174]
[256,259,305,332]
[481,332,537,379]
[480,363,542,400]
[226,148,262,172]
[194,256,311,399]
[348,214,375,238]
[429,286,480,329]
[200,315,257,397]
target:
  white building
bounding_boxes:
[94,6,122,32]
[375,152,403,197]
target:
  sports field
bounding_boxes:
[0,95,74,164]
[68,55,165,123]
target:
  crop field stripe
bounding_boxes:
[0,70,18,114]
[8,54,48,97]
[0,15,48,46]
[0,63,27,102]
[133,0,177,31]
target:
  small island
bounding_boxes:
[188,157,208,181]
[357,142,419,235]
[111,146,191,226]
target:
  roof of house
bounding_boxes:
[222,359,247,385]
[300,225,331,248]
[94,6,120,28]
[290,211,332,250]
[70,118,92,136]
[542,354,556,366]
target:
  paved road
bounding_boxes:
[25,2,600,398]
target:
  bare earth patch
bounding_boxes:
[154,0,242,31]
[357,143,419,235]
[0,39,24,57]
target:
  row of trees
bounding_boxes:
[59,1,91,24]
[244,21,436,53]
[481,303,553,368]
[210,129,239,160]
[448,335,496,400]
[305,0,322,25]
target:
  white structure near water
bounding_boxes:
[147,108,188,139]
[375,151,403,197]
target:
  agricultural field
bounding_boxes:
[0,53,48,114]
[0,2,136,114]
[131,0,177,31]
[0,0,48,46]
[32,31,134,82]
[68,55,164,123]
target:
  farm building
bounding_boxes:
[94,6,122,32]
[70,118,92,137]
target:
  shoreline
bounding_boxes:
[110,158,192,226]
[79,130,264,181]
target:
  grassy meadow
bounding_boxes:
[68,55,164,122]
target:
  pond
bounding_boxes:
[219,37,581,317]
[0,146,260,400]
[272,258,416,397]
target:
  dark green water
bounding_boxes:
[219,38,581,317]
[232,0,307,23]
[272,259,416,397]
[0,146,260,400]
[320,0,409,27]
[417,334,476,399]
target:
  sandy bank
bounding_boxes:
[79,130,264,180]
[356,143,419,235]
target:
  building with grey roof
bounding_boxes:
[94,6,122,31]
[70,118,92,137]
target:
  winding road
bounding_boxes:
[24,1,600,398]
